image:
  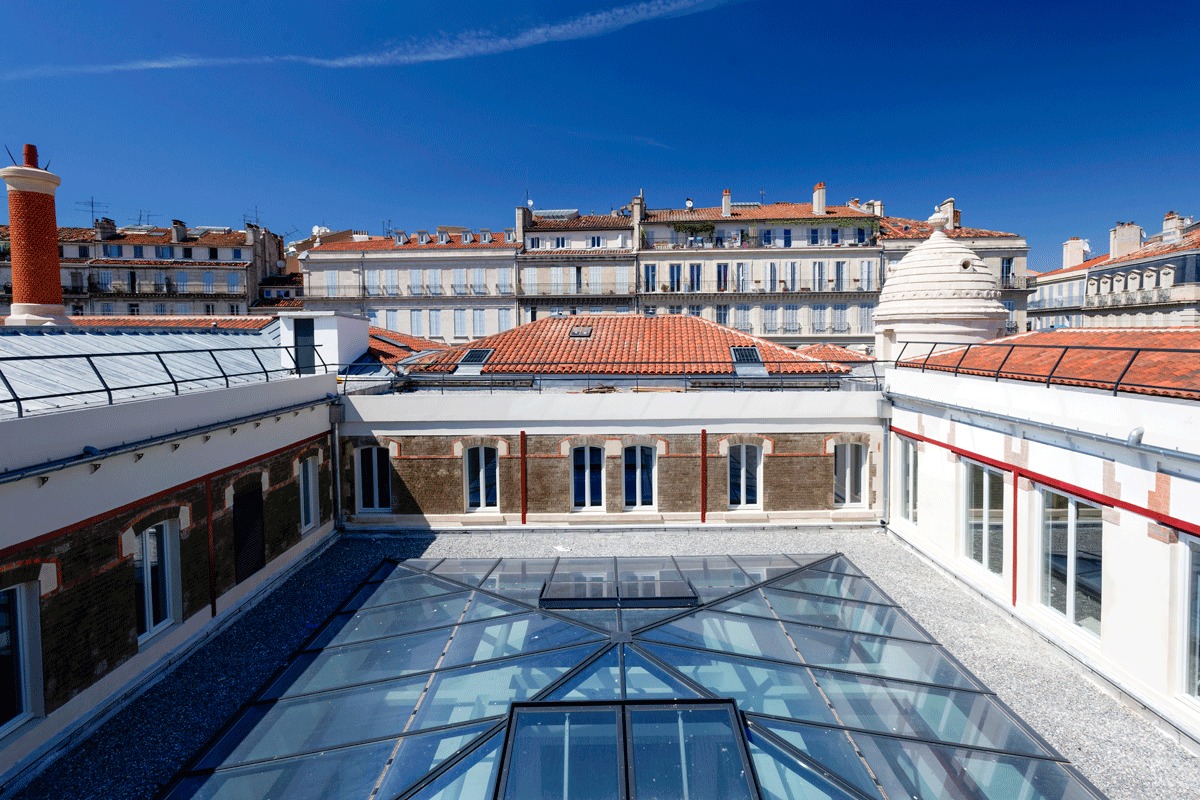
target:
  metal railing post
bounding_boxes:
[208,351,230,388]
[154,353,181,395]
[0,366,24,418]
[1112,349,1141,395]
[85,356,115,406]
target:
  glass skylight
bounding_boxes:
[163,554,1107,800]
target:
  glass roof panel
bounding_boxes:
[480,558,557,602]
[811,669,1054,757]
[374,722,500,800]
[462,593,528,621]
[621,608,688,632]
[784,554,840,569]
[499,706,623,800]
[627,706,756,800]
[549,608,621,632]
[431,558,501,586]
[551,558,616,582]
[731,554,805,581]
[196,674,428,769]
[851,732,1103,800]
[770,572,896,606]
[749,716,884,800]
[408,644,602,731]
[405,729,504,800]
[638,610,799,661]
[746,729,865,800]
[616,556,684,582]
[345,573,462,611]
[785,623,980,689]
[439,613,604,669]
[545,647,622,701]
[639,643,837,725]
[623,646,701,700]
[306,592,473,650]
[165,738,396,800]
[266,626,457,699]
[807,556,868,577]
[758,588,929,641]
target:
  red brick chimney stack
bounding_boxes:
[2,142,69,326]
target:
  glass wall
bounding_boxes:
[965,462,1005,575]
[1189,540,1200,697]
[1040,489,1103,635]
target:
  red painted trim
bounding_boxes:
[1011,473,1019,606]
[206,477,217,618]
[0,431,330,563]
[700,429,708,524]
[891,425,1200,539]
[520,431,528,525]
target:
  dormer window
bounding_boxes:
[456,348,494,376]
[418,232,430,245]
[555,236,567,249]
[505,231,516,243]
[462,232,473,244]
[590,235,604,248]
[731,346,768,377]
[482,231,492,243]
[529,237,541,249]
[438,232,449,245]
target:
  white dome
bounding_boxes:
[874,215,1008,360]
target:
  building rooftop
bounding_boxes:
[1034,254,1111,280]
[309,232,516,253]
[526,214,632,231]
[878,217,1019,240]
[897,328,1200,400]
[644,202,874,223]
[368,326,450,365]
[410,315,850,377]
[1103,223,1200,269]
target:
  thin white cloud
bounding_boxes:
[1,0,734,80]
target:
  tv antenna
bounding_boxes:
[381,218,392,237]
[131,209,158,226]
[759,187,766,204]
[74,196,109,224]
[242,206,261,227]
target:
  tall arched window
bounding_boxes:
[728,444,761,508]
[572,446,604,509]
[465,446,499,510]
[623,446,655,509]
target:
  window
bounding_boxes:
[551,267,563,294]
[99,302,114,315]
[762,304,779,333]
[615,266,630,294]
[1001,257,1014,286]
[203,272,215,293]
[299,456,319,532]
[232,248,242,260]
[830,228,840,245]
[716,263,729,292]
[812,260,825,287]
[102,244,122,257]
[735,263,748,292]
[783,304,799,333]
[384,309,398,332]
[812,304,828,333]
[688,263,702,292]
[859,260,875,291]
[429,309,442,337]
[465,446,499,510]
[642,305,657,317]
[735,304,751,332]
[1187,539,1200,697]
[324,271,336,297]
[134,522,180,641]
[78,245,90,258]
[453,308,467,337]
[127,303,140,315]
[410,309,423,336]
[356,447,392,512]
[0,585,38,729]
[473,308,487,336]
[555,236,568,249]
[668,305,682,315]
[133,245,144,259]
[153,303,167,315]
[833,303,848,333]
[155,245,174,259]
[833,261,847,291]
[209,247,219,260]
[898,437,918,522]
[715,305,729,326]
[227,273,241,294]
[965,462,1005,575]
[453,268,467,295]
[498,268,513,294]
[623,445,655,508]
[590,235,604,248]
[1040,489,1103,635]
[669,263,682,292]
[182,247,193,259]
[529,237,541,249]
[497,307,512,331]
[859,304,874,332]
[783,229,792,247]
[687,305,703,317]
[809,228,820,245]
[856,227,867,244]
[761,229,773,246]
[473,268,486,294]
[228,304,241,315]
[153,271,167,291]
[522,267,538,294]
[728,444,761,508]
[552,306,566,317]
[572,446,604,509]
[834,443,866,506]
[203,303,216,315]
[97,270,113,290]
[644,263,657,292]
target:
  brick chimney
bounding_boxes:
[812,182,826,216]
[1062,237,1091,269]
[721,189,732,217]
[1109,222,1143,259]
[2,144,69,326]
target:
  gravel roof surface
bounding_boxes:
[8,524,1198,799]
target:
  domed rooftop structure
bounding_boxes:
[874,210,1007,361]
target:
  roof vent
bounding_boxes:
[569,325,593,339]
[731,346,768,377]
[456,348,493,376]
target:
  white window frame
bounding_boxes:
[571,445,605,511]
[833,443,867,507]
[134,521,183,646]
[623,445,657,510]
[464,445,499,512]
[963,459,1006,576]
[0,583,43,736]
[1185,537,1200,698]
[897,436,918,523]
[1038,487,1103,636]
[356,446,392,513]
[728,443,762,510]
[299,455,319,533]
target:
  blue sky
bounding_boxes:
[1,0,1196,270]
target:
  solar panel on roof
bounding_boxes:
[459,349,493,365]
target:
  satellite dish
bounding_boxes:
[527,198,534,208]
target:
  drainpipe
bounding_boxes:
[700,429,708,523]
[881,421,891,526]
[520,431,528,524]
[329,395,345,525]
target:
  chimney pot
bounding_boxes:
[721,189,732,217]
[22,144,38,168]
[2,143,69,325]
[812,182,827,216]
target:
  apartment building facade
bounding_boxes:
[0,218,283,318]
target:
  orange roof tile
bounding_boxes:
[1034,254,1110,279]
[795,343,874,363]
[879,217,1018,240]
[645,202,873,223]
[312,233,516,252]
[411,315,848,376]
[527,215,633,231]
[519,249,634,257]
[899,328,1200,400]
[368,326,449,365]
[252,297,304,308]
[66,315,274,330]
[1104,225,1200,268]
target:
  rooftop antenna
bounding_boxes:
[525,189,533,209]
[381,218,392,237]
[759,187,766,204]
[243,206,261,227]
[74,196,109,224]
[131,209,159,226]
[3,145,15,166]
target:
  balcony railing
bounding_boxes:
[518,281,629,297]
[1083,287,1173,307]
[999,275,1029,290]
[641,280,878,294]
[643,236,875,250]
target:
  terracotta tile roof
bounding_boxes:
[66,315,274,330]
[0,226,255,246]
[54,227,96,243]
[879,217,1019,240]
[311,233,516,252]
[251,297,304,308]
[795,343,874,363]
[1034,254,1110,279]
[519,249,634,257]
[527,215,633,231]
[898,328,1200,400]
[411,314,849,375]
[368,326,449,365]
[645,202,873,223]
[258,273,304,286]
[87,259,248,267]
[1104,225,1200,268]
